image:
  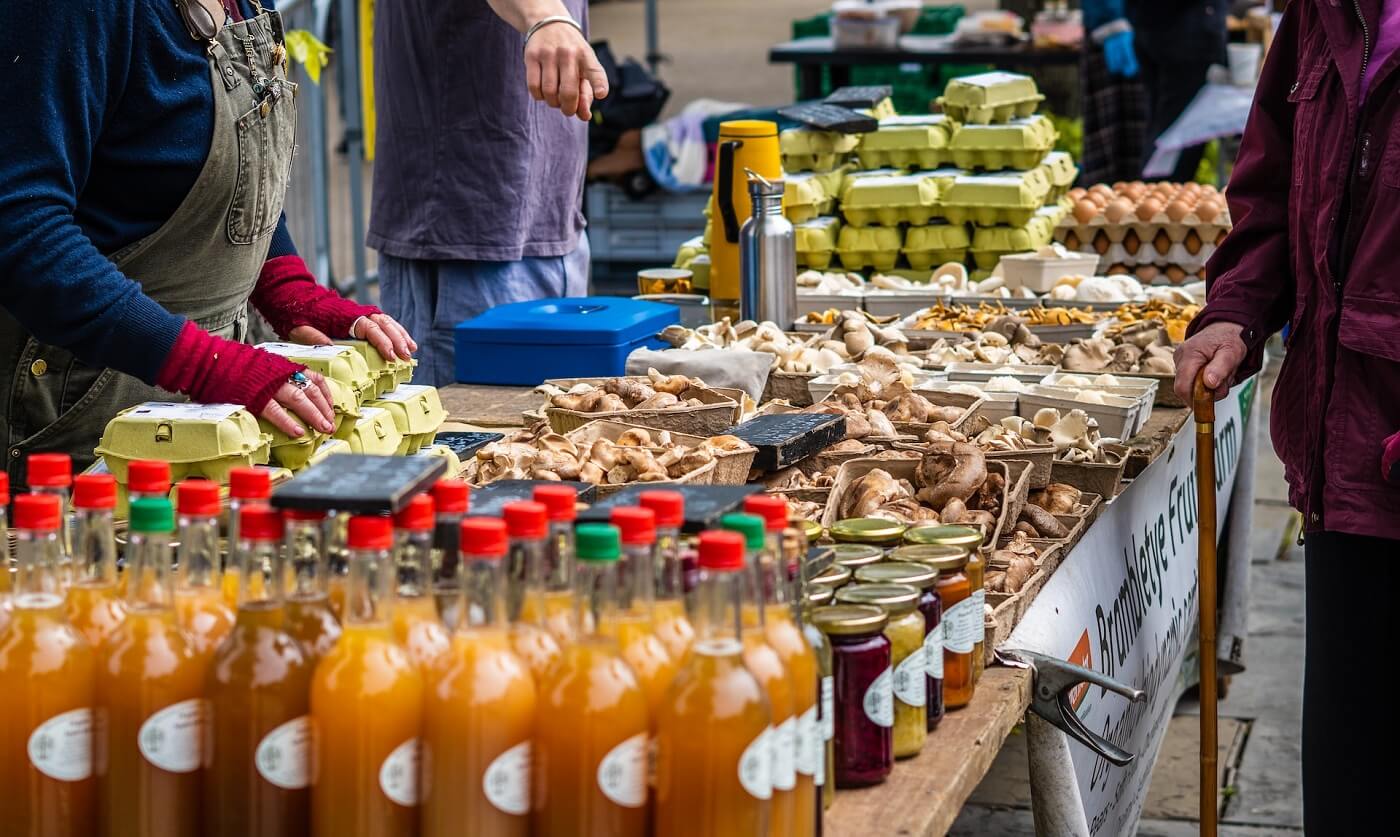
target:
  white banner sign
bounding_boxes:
[1008,381,1256,836]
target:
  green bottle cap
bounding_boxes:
[719,513,765,552]
[575,523,621,562]
[128,497,175,534]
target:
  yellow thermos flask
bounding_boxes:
[709,120,784,319]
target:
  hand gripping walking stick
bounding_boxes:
[1194,372,1220,837]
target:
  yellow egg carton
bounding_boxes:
[336,340,414,396]
[902,223,972,270]
[257,342,376,407]
[261,424,330,471]
[688,253,711,292]
[413,443,463,478]
[835,225,903,271]
[856,114,957,170]
[937,71,1045,124]
[795,216,842,270]
[780,128,861,172]
[783,172,836,223]
[838,168,908,202]
[968,211,1057,270]
[332,405,404,456]
[940,170,1052,228]
[672,235,706,270]
[840,173,943,227]
[94,402,271,484]
[366,384,447,455]
[303,437,352,470]
[1038,151,1079,203]
[946,115,1057,171]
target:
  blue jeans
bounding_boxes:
[379,235,590,386]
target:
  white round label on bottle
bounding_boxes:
[926,621,945,680]
[794,705,819,778]
[862,667,894,728]
[482,741,530,816]
[973,588,987,643]
[738,725,773,801]
[894,648,928,707]
[821,676,835,741]
[29,707,93,782]
[813,724,826,788]
[379,738,421,807]
[138,699,206,774]
[943,599,977,654]
[597,733,648,809]
[255,716,311,790]
[772,716,797,791]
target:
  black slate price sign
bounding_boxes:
[271,455,447,514]
[776,102,877,134]
[576,484,762,532]
[824,85,894,110]
[469,480,598,517]
[727,413,846,471]
[432,431,504,460]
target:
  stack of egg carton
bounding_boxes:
[1054,182,1231,284]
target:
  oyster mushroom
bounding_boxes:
[914,441,987,511]
[842,469,906,519]
[1029,483,1083,515]
[1061,338,1115,372]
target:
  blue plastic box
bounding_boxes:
[454,296,680,386]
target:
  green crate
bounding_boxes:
[789,7,966,104]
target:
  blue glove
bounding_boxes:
[1103,29,1140,79]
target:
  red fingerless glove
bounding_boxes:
[251,255,381,339]
[155,321,302,415]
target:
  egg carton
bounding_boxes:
[1018,385,1142,441]
[838,167,914,202]
[902,223,972,270]
[260,342,377,404]
[783,172,836,224]
[335,340,413,396]
[940,171,1052,228]
[795,216,841,270]
[835,226,904,272]
[1038,152,1078,202]
[937,71,1045,125]
[856,114,956,169]
[332,405,405,456]
[840,173,943,227]
[95,402,272,484]
[1057,211,1232,246]
[780,128,861,158]
[366,384,447,455]
[672,235,707,269]
[1093,240,1215,272]
[945,116,1057,172]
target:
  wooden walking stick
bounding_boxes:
[1194,372,1220,837]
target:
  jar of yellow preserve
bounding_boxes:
[833,583,926,759]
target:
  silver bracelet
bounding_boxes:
[524,14,583,49]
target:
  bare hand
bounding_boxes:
[259,372,337,438]
[1173,322,1247,403]
[525,21,608,120]
[289,314,417,363]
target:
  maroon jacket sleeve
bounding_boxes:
[250,254,381,340]
[1188,4,1302,381]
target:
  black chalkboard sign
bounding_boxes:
[825,85,893,110]
[577,484,761,532]
[270,455,447,514]
[727,413,846,471]
[433,431,504,460]
[468,480,598,517]
[776,102,877,134]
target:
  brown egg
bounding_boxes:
[1165,200,1193,223]
[1135,265,1160,282]
[1072,198,1099,224]
[1165,265,1188,284]
[1090,183,1115,200]
[1136,198,1163,221]
[1120,184,1145,202]
[1183,229,1204,254]
[1106,263,1130,275]
[1152,230,1171,255]
[1067,187,1088,202]
[1104,197,1135,224]
[1064,230,1082,250]
[1089,191,1110,208]
[1122,228,1141,254]
[1093,231,1112,254]
[1195,200,1222,223]
[1181,181,1202,196]
[1111,181,1128,193]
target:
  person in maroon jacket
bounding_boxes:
[1174,1,1400,829]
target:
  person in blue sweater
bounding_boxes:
[0,0,418,489]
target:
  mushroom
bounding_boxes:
[646,368,693,396]
[914,442,987,511]
[1019,504,1069,539]
[1030,483,1083,515]
[634,392,680,410]
[841,469,906,519]
[1061,339,1115,372]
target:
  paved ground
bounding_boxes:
[952,352,1305,836]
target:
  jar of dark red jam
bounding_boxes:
[854,560,944,731]
[811,604,892,788]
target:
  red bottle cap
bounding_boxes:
[532,484,577,522]
[283,507,326,522]
[638,490,684,528]
[743,494,789,533]
[502,501,548,539]
[431,479,470,515]
[73,474,117,510]
[13,493,62,531]
[698,530,745,571]
[0,472,8,505]
[229,466,271,501]
[394,494,435,532]
[347,515,393,550]
[240,504,284,541]
[27,453,72,489]
[461,517,508,559]
[127,460,171,495]
[177,480,221,517]
[611,506,657,547]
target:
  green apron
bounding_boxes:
[0,0,297,489]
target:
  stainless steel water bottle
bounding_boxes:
[739,169,797,327]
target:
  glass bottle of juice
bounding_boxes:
[637,490,694,664]
[0,473,11,632]
[653,530,772,837]
[324,511,351,621]
[174,479,236,662]
[127,460,172,506]
[66,474,128,650]
[608,506,678,718]
[311,515,424,837]
[801,586,836,813]
[422,518,535,837]
[532,523,651,837]
[502,501,563,681]
[97,497,207,837]
[745,495,820,837]
[224,467,272,609]
[27,453,74,578]
[721,512,796,837]
[390,494,449,668]
[532,484,579,643]
[429,479,469,630]
[205,504,313,837]
[0,493,96,836]
[282,508,342,664]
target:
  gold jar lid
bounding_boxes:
[834,582,921,616]
[890,544,968,565]
[830,544,885,568]
[831,517,907,546]
[903,523,984,549]
[798,519,824,542]
[811,604,888,636]
[807,586,835,607]
[854,561,939,590]
[810,562,854,589]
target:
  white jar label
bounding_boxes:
[813,723,826,789]
[255,716,311,790]
[943,599,977,654]
[893,649,928,708]
[926,621,945,680]
[138,699,206,774]
[772,716,797,791]
[483,741,531,816]
[738,725,773,801]
[597,733,648,809]
[862,667,894,728]
[973,588,987,643]
[379,738,421,807]
[28,707,93,782]
[795,705,819,778]
[821,676,835,741]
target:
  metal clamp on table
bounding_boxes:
[999,648,1147,766]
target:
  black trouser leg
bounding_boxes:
[1139,53,1212,182]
